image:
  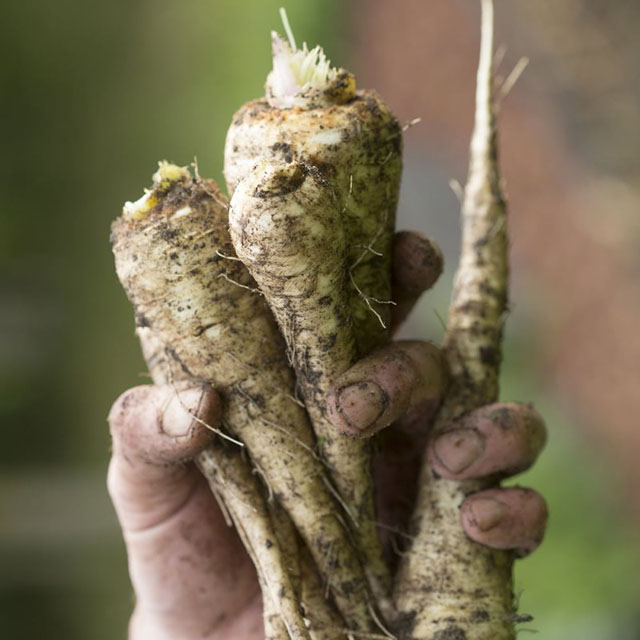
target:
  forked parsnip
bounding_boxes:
[394,1,517,638]
[111,164,375,635]
[225,27,402,605]
[229,161,392,610]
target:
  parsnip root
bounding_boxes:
[394,1,516,638]
[225,31,403,607]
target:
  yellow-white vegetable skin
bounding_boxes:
[394,2,516,637]
[225,42,402,609]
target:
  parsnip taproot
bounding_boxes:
[225,28,402,606]
[141,328,344,640]
[135,328,307,640]
[269,499,347,640]
[394,2,517,637]
[111,163,375,633]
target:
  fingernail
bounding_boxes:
[433,428,484,473]
[468,498,507,531]
[337,381,386,431]
[161,387,204,437]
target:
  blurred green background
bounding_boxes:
[1,1,638,638]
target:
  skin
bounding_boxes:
[108,232,548,639]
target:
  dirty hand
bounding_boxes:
[327,230,548,559]
[107,231,547,639]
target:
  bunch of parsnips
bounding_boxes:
[111,2,519,638]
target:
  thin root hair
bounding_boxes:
[209,482,234,527]
[226,351,306,408]
[497,57,529,103]
[449,178,464,204]
[252,463,275,503]
[191,156,201,181]
[341,174,354,214]
[401,117,421,132]
[215,248,244,262]
[349,271,389,329]
[389,533,411,558]
[233,383,326,466]
[321,474,358,527]
[217,272,264,295]
[348,210,395,328]
[374,521,414,541]
[366,599,397,639]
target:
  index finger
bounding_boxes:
[326,341,447,438]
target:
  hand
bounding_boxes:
[326,232,548,561]
[326,342,548,560]
[107,383,263,640]
[107,231,547,639]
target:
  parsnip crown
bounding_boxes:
[266,9,355,108]
[122,161,190,220]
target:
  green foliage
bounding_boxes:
[501,338,640,639]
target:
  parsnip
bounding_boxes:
[394,2,517,637]
[136,328,307,640]
[269,500,347,640]
[228,162,388,609]
[225,29,402,606]
[111,163,375,633]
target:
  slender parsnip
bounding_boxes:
[394,2,516,638]
[136,328,309,640]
